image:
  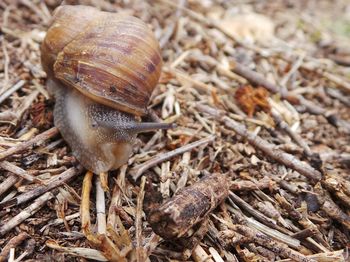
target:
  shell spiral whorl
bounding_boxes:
[41,5,162,116]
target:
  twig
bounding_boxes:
[0,192,54,236]
[230,177,273,191]
[271,109,312,156]
[217,222,315,262]
[0,232,29,262]
[224,116,322,182]
[0,161,42,184]
[0,111,17,123]
[46,240,108,261]
[246,217,300,249]
[275,194,330,252]
[322,71,350,94]
[1,37,9,93]
[0,80,26,105]
[276,249,348,262]
[0,127,59,161]
[96,176,106,234]
[130,135,215,180]
[192,245,214,262]
[136,176,147,262]
[187,50,350,131]
[0,166,81,209]
[228,192,291,236]
[326,88,350,106]
[230,60,280,94]
[316,185,350,230]
[19,0,51,24]
[0,175,18,197]
[196,104,322,183]
[80,171,94,241]
[8,249,14,262]
[40,212,80,232]
[279,54,305,88]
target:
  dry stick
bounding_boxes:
[0,191,54,236]
[0,127,59,161]
[230,60,280,94]
[80,172,101,245]
[229,60,340,126]
[0,175,18,197]
[80,171,94,241]
[197,104,322,183]
[326,88,350,107]
[0,232,29,262]
[99,172,109,192]
[317,190,350,230]
[0,111,17,122]
[158,0,248,49]
[144,233,161,259]
[225,224,315,262]
[130,135,215,180]
[46,240,108,262]
[318,70,350,95]
[275,194,330,252]
[192,245,214,262]
[228,192,292,237]
[246,217,300,249]
[1,37,9,93]
[0,166,81,209]
[233,58,350,131]
[0,80,26,105]
[96,176,106,234]
[19,0,51,23]
[323,174,350,209]
[277,249,347,262]
[230,177,272,192]
[160,0,350,101]
[136,176,147,262]
[192,51,349,130]
[0,161,42,184]
[271,109,312,156]
[291,228,317,241]
[224,116,322,182]
[40,212,80,232]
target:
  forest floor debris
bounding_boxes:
[0,0,349,261]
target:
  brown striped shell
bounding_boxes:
[41,5,162,116]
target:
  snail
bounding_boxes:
[41,5,173,174]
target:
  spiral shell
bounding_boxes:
[41,5,162,116]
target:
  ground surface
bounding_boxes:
[0,0,350,261]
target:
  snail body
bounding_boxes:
[41,5,171,173]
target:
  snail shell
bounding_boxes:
[41,5,162,116]
[41,5,170,173]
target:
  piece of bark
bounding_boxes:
[147,173,230,239]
